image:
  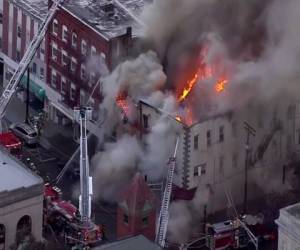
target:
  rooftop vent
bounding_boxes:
[101,0,115,17]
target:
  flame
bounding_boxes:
[116,93,130,117]
[215,78,228,93]
[178,73,199,102]
[175,116,182,122]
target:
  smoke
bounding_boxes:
[91,135,142,200]
[167,185,212,244]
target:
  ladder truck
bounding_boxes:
[156,136,180,248]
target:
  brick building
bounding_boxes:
[0,0,48,105]
[45,0,145,126]
[117,173,157,241]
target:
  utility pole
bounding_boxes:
[25,68,30,123]
[243,122,256,214]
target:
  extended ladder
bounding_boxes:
[0,0,63,119]
[156,136,179,247]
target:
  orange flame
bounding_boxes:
[215,78,228,93]
[178,73,199,102]
[116,93,130,117]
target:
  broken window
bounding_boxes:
[194,134,199,150]
[123,214,129,224]
[143,114,149,129]
[40,67,44,80]
[142,216,149,227]
[70,83,76,101]
[206,130,211,147]
[31,62,37,74]
[51,70,57,88]
[219,125,224,142]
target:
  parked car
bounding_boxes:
[9,122,38,145]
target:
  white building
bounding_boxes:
[276,203,300,250]
[139,99,300,214]
[0,147,43,250]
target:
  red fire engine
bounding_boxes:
[205,215,276,250]
[0,132,22,157]
[43,183,103,247]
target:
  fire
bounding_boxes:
[175,116,182,122]
[215,78,228,93]
[116,93,130,117]
[178,73,199,102]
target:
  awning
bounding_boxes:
[20,75,46,101]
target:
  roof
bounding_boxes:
[61,0,148,40]
[119,173,156,216]
[0,147,42,192]
[95,234,161,250]
[9,0,48,21]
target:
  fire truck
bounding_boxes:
[205,215,276,250]
[44,183,103,247]
[0,131,22,157]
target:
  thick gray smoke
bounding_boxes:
[98,51,167,138]
[141,0,300,117]
[91,135,142,200]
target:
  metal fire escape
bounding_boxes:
[156,136,180,248]
[0,0,62,123]
[74,106,93,222]
[251,119,282,165]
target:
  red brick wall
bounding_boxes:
[116,207,156,241]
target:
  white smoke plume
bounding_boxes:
[91,135,142,200]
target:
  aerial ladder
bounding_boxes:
[74,106,93,223]
[0,0,62,126]
[156,136,180,248]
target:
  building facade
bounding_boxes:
[117,173,157,241]
[0,0,48,104]
[276,203,300,250]
[45,0,144,127]
[0,147,43,250]
[139,99,300,214]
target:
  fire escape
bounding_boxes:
[182,127,191,188]
[251,119,282,165]
[156,136,179,248]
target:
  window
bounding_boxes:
[51,70,57,88]
[81,64,87,80]
[70,83,76,101]
[232,121,237,137]
[0,12,3,24]
[71,57,77,72]
[123,214,129,224]
[219,156,224,174]
[62,25,68,42]
[89,72,97,87]
[32,62,37,74]
[143,114,149,129]
[80,90,86,104]
[61,76,66,95]
[40,47,45,56]
[194,134,199,150]
[72,32,77,48]
[40,67,44,80]
[142,216,149,227]
[51,42,58,60]
[219,125,224,142]
[5,69,14,81]
[298,131,300,145]
[100,52,106,60]
[81,39,87,55]
[194,164,206,177]
[232,153,238,168]
[17,25,21,38]
[62,50,68,66]
[52,19,58,35]
[206,130,211,147]
[16,50,21,62]
[91,46,97,56]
